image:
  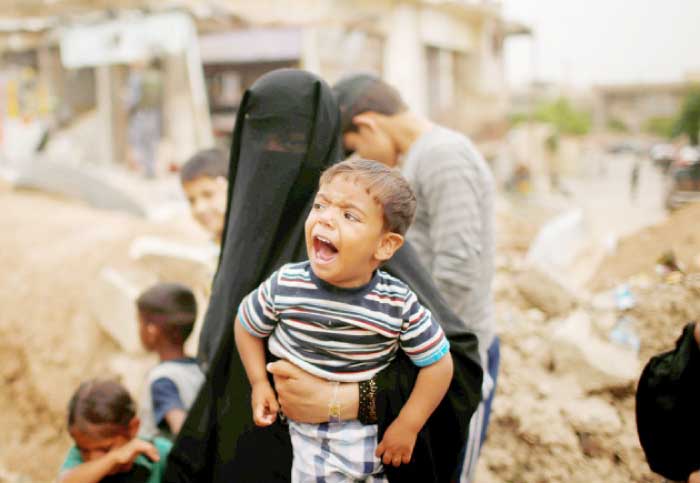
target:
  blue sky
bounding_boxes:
[503,0,700,87]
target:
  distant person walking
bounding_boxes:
[127,59,163,178]
[630,159,641,200]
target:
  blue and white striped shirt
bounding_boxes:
[238,261,449,382]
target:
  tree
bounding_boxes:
[673,88,700,145]
[533,97,591,136]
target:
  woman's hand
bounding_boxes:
[267,360,359,423]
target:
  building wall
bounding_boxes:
[304,0,509,137]
[595,84,692,134]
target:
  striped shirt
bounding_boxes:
[237,261,449,382]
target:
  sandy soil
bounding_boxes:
[476,198,700,483]
[0,185,206,481]
[591,201,700,291]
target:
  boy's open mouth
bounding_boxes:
[313,235,338,263]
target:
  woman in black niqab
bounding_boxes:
[165,69,483,483]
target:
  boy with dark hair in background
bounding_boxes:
[136,283,204,439]
[180,148,229,244]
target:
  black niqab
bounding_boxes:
[165,69,483,483]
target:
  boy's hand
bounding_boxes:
[109,439,159,472]
[252,381,279,426]
[375,419,417,467]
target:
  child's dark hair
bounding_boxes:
[136,283,197,344]
[68,379,135,432]
[319,158,416,236]
[180,148,228,184]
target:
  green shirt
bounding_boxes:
[60,437,171,483]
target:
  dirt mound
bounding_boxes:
[477,308,655,483]
[630,273,700,362]
[590,202,700,291]
[0,188,205,481]
[478,207,663,483]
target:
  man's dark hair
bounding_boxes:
[333,73,407,134]
[320,158,416,236]
[180,148,228,184]
[67,379,136,433]
[136,283,198,344]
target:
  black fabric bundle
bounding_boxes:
[636,322,700,480]
[165,69,483,483]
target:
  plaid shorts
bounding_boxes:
[289,420,387,482]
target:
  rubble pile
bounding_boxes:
[478,202,700,483]
[591,201,700,291]
[0,185,208,481]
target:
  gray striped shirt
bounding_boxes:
[402,126,495,362]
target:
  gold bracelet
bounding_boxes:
[328,381,341,423]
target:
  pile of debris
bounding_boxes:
[591,201,700,291]
[477,202,700,482]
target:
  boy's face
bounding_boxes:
[70,418,139,472]
[137,313,159,351]
[182,175,228,243]
[304,175,403,288]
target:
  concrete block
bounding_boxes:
[561,397,622,435]
[515,268,578,317]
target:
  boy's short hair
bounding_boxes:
[320,158,416,236]
[136,283,197,344]
[180,148,228,184]
[333,73,407,134]
[68,379,135,432]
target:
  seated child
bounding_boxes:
[137,283,204,439]
[58,379,171,483]
[179,148,228,245]
[234,158,454,481]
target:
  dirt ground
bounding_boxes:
[1,182,699,482]
[476,200,700,483]
[0,185,206,482]
[590,201,700,291]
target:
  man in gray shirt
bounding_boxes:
[334,74,498,483]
